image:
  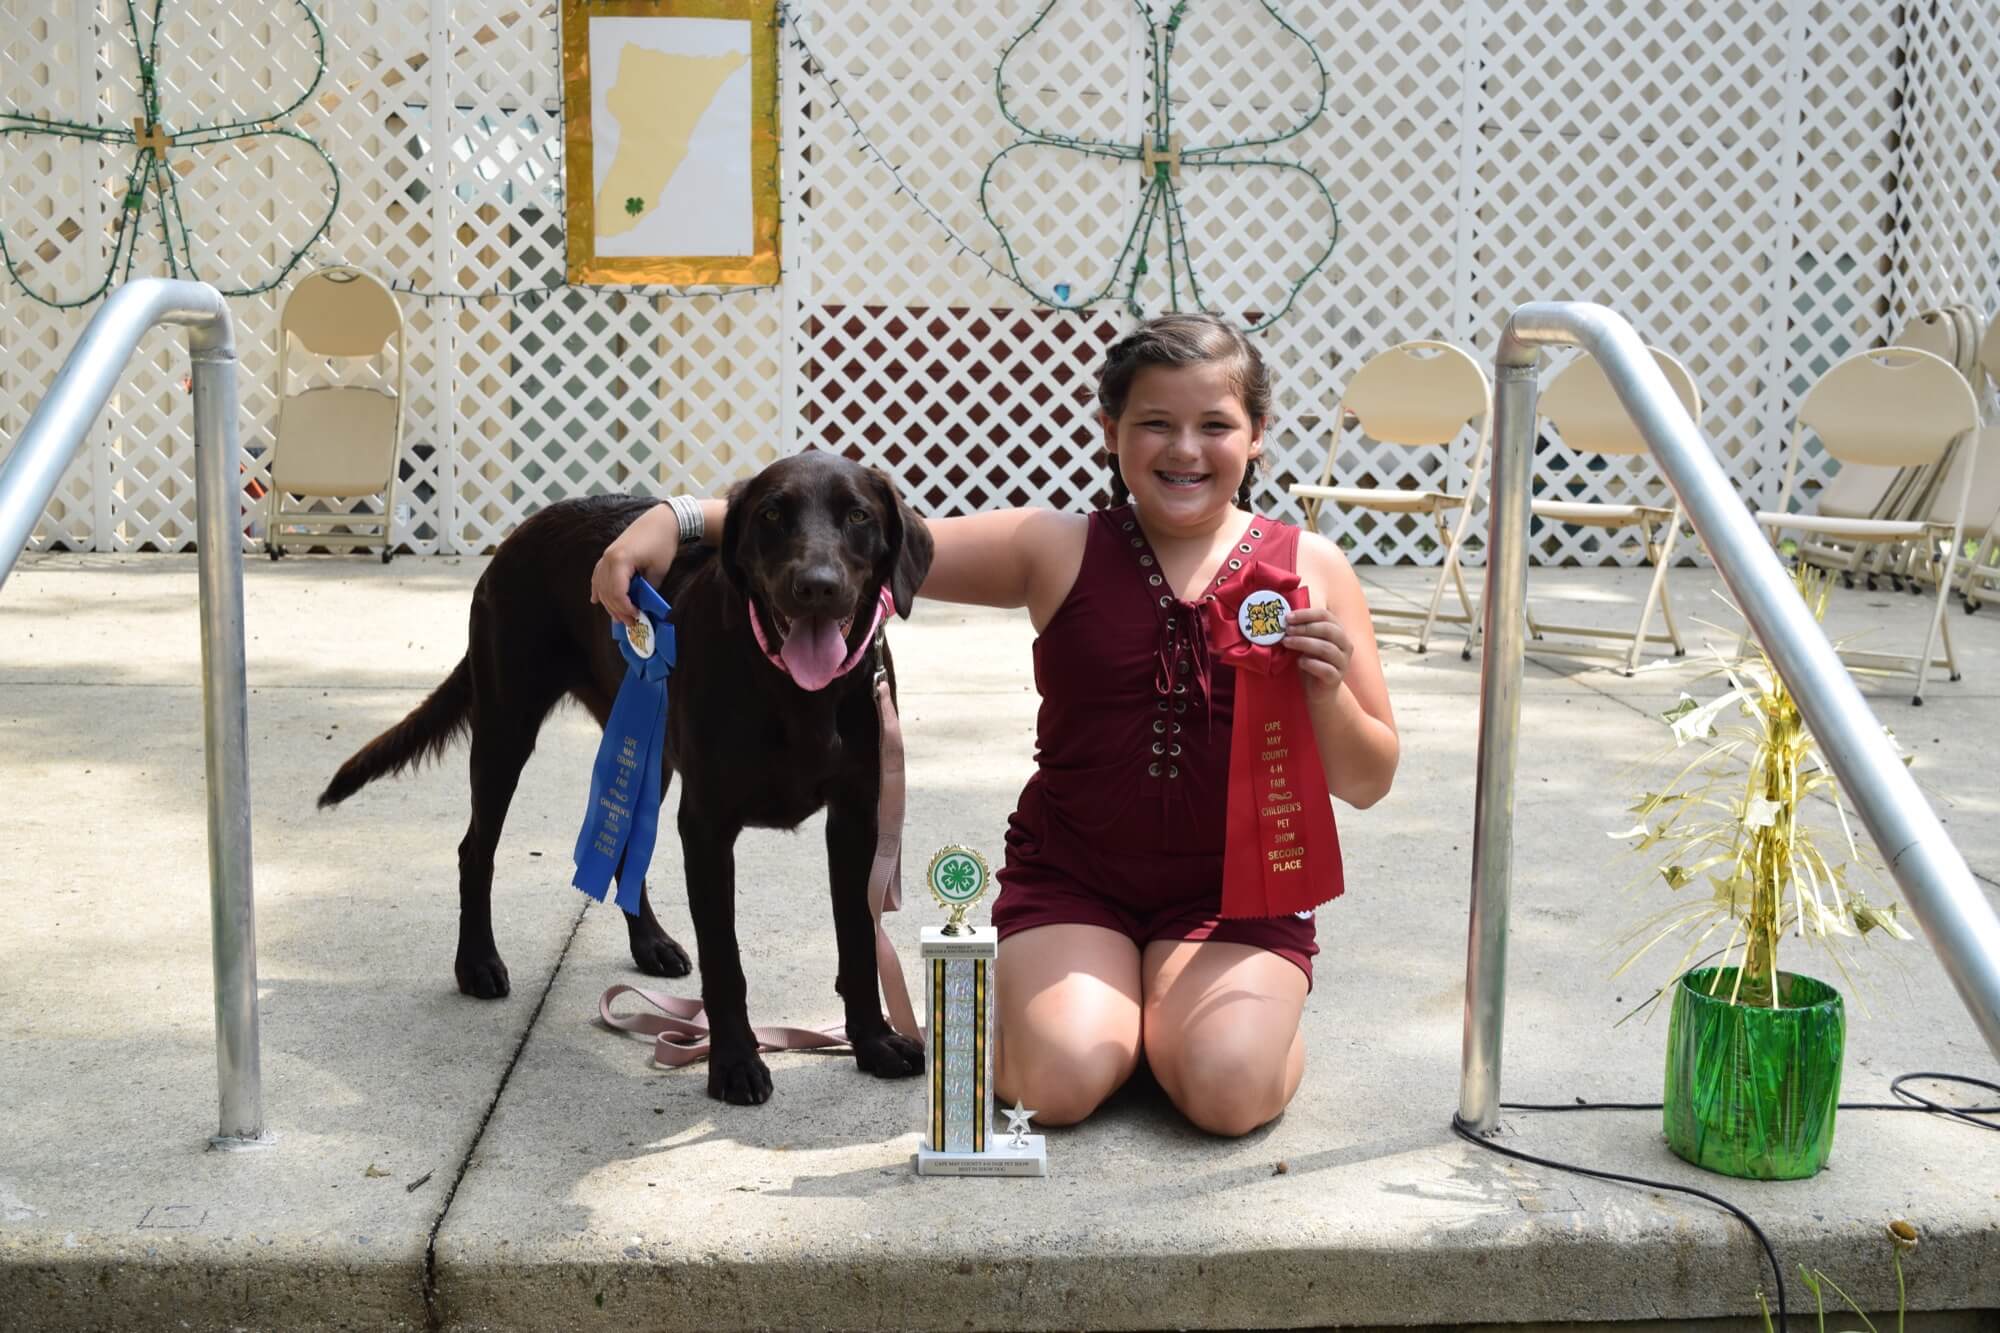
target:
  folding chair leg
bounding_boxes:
[1450,544,1480,660]
[1912,543,1958,705]
[1418,508,1475,655]
[1624,517,1682,674]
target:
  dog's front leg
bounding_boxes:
[678,804,771,1105]
[826,796,925,1081]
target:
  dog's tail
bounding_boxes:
[318,657,474,808]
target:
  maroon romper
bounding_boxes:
[991,505,1323,984]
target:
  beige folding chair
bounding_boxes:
[1519,347,1699,674]
[266,266,406,562]
[1963,310,2000,609]
[1981,304,2000,394]
[1803,305,1984,588]
[1756,347,1981,704]
[1932,425,2000,613]
[1288,340,1490,655]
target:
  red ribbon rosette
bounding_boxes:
[1204,560,1344,920]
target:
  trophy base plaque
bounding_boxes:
[916,1134,1047,1177]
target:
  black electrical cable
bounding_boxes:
[1450,1112,1792,1329]
[1452,1072,2000,1330]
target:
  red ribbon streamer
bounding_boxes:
[1205,561,1344,920]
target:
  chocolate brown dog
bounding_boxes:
[319,452,933,1103]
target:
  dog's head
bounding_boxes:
[718,453,934,689]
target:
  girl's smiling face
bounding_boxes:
[1103,361,1263,535]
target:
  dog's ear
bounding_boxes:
[717,477,755,598]
[869,467,932,619]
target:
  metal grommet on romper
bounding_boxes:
[1170,723,1181,734]
[1228,558,1242,570]
[1148,762,1161,777]
[1169,743,1182,756]
[1177,659,1190,673]
[1156,699,1169,711]
[1175,683,1187,694]
[1152,741,1164,755]
[1140,554,1155,566]
[1158,594,1171,607]
[1250,528,1263,538]
[1239,543,1252,553]
[1148,573,1163,587]
[1175,701,1186,712]
[1122,519,1135,531]
[1153,720,1165,734]
[1130,537,1144,548]
[1168,765,1180,778]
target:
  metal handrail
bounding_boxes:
[0,279,264,1147]
[1459,301,2000,1134]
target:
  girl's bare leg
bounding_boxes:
[994,923,1142,1126]
[1140,940,1307,1137]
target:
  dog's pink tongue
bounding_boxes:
[780,616,847,690]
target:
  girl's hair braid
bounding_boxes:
[1095,313,1270,513]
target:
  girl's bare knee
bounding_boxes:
[997,1046,1134,1126]
[1164,1047,1291,1138]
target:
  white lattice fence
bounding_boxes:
[3,0,1996,561]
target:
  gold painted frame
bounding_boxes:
[562,0,780,286]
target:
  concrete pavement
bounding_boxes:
[2,553,1996,1331]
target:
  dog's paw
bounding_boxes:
[454,951,511,1000]
[854,1030,925,1080]
[708,1049,774,1105]
[629,929,691,979]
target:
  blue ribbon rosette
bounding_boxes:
[572,577,675,914]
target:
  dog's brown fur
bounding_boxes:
[320,453,933,1103]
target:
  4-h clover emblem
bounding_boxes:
[977,1,1338,331]
[0,0,339,308]
[926,844,991,934]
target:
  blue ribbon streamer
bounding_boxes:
[572,577,675,915]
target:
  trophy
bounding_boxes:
[914,845,1047,1177]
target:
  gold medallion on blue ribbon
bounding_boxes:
[572,577,675,913]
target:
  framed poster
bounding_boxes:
[562,0,780,285]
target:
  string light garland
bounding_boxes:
[3,0,1336,329]
[977,0,1339,332]
[0,0,340,309]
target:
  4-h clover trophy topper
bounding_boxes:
[915,845,1046,1178]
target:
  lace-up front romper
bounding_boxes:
[990,505,1322,983]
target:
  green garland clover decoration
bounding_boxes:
[978,0,1338,333]
[0,0,340,309]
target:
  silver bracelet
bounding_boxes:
[666,494,705,546]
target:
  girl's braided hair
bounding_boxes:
[1095,312,1270,511]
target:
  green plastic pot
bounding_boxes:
[1663,966,1845,1180]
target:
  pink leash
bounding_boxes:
[600,667,921,1067]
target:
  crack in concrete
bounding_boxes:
[421,898,591,1333]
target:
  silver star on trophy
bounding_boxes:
[914,845,1047,1177]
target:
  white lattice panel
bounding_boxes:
[3,0,1996,563]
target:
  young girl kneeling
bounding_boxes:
[593,313,1399,1136]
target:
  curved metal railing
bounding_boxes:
[0,279,264,1146]
[1459,301,2000,1132]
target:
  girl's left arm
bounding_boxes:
[1283,531,1400,809]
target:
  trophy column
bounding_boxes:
[914,847,1046,1178]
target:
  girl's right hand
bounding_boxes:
[590,503,680,626]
